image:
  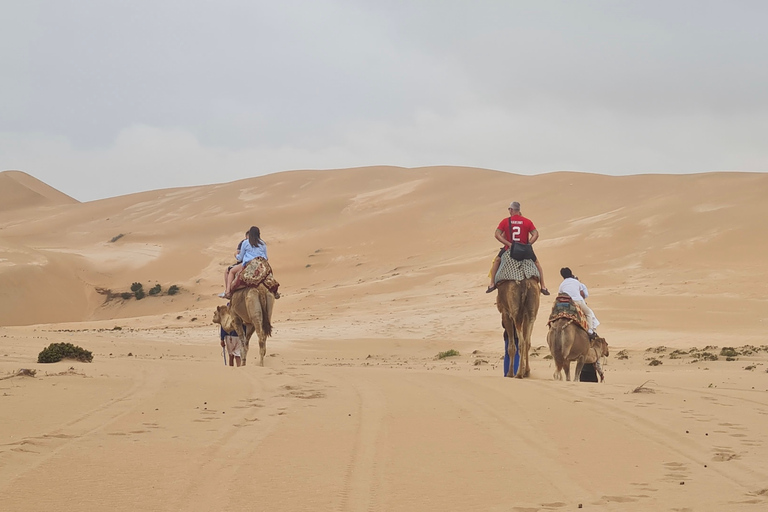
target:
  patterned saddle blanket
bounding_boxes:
[494,249,540,284]
[232,258,280,295]
[547,293,589,332]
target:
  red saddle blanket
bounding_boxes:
[232,258,280,295]
[547,293,589,332]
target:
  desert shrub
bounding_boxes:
[720,347,738,358]
[616,350,629,360]
[109,234,124,243]
[38,343,93,363]
[668,349,689,359]
[135,289,146,300]
[167,285,179,295]
[648,359,663,366]
[699,352,718,361]
[436,349,460,359]
[148,284,162,296]
[130,282,143,293]
[120,292,133,300]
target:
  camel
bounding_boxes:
[547,317,609,381]
[212,284,274,366]
[496,277,541,378]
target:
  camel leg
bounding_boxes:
[520,314,536,378]
[563,360,572,381]
[515,323,528,379]
[574,358,585,382]
[503,320,518,378]
[553,359,563,380]
[232,321,249,366]
[258,334,266,367]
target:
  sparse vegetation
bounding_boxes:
[121,292,133,300]
[109,234,124,243]
[720,347,738,358]
[134,289,146,300]
[168,285,180,295]
[436,349,460,359]
[130,282,143,292]
[616,350,629,360]
[629,380,656,394]
[37,343,93,363]
[148,284,162,296]
[648,359,663,366]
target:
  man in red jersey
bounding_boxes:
[486,201,550,295]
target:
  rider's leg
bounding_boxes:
[534,259,548,292]
[225,263,243,295]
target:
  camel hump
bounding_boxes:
[547,294,589,332]
[494,250,540,284]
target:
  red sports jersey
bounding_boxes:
[497,215,536,244]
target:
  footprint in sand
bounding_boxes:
[712,448,740,462]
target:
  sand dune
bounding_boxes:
[2,167,768,511]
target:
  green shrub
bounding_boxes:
[135,289,146,300]
[167,285,179,295]
[120,292,133,300]
[148,284,162,296]
[38,343,93,363]
[720,347,738,357]
[130,282,143,292]
[436,349,460,359]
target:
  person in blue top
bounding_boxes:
[221,226,268,298]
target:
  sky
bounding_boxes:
[2,0,767,201]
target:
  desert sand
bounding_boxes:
[1,166,768,511]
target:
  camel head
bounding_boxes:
[213,304,234,328]
[592,336,609,357]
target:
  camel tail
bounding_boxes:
[259,288,273,338]
[552,323,568,368]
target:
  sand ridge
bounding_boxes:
[2,166,768,510]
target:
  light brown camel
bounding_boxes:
[496,277,541,378]
[547,317,608,381]
[212,284,274,366]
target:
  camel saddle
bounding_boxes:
[547,293,589,332]
[231,257,280,295]
[494,249,540,284]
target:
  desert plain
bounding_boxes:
[1,166,768,511]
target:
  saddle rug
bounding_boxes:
[494,249,540,284]
[547,293,589,332]
[232,258,280,295]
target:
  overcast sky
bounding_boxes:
[2,1,767,201]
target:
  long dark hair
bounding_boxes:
[248,226,263,247]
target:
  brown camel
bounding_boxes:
[212,284,274,366]
[496,277,541,378]
[547,317,608,381]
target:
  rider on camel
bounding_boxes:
[486,201,550,295]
